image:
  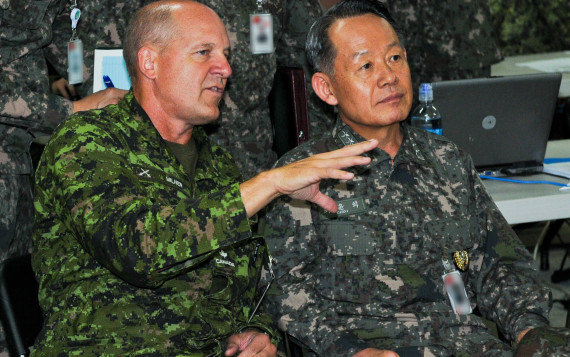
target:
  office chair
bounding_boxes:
[0,254,43,357]
[269,66,311,158]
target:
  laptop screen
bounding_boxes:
[432,73,562,175]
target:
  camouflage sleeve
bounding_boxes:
[0,2,73,133]
[36,113,254,289]
[468,161,551,343]
[43,9,68,80]
[0,57,73,133]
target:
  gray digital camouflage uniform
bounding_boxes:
[0,0,72,258]
[381,0,502,96]
[47,0,333,179]
[32,91,277,355]
[0,0,73,353]
[261,118,554,356]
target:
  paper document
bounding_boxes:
[93,49,131,92]
[516,58,570,73]
[542,160,570,179]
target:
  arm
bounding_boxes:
[468,162,551,342]
[37,116,255,288]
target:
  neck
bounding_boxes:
[133,85,194,145]
[345,121,403,158]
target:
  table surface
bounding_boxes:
[484,139,570,225]
[491,51,570,98]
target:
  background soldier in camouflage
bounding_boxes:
[32,1,377,354]
[0,0,125,354]
[381,0,502,100]
[46,0,148,99]
[261,1,570,355]
[488,0,570,56]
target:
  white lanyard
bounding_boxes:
[68,0,84,85]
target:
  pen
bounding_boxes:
[103,75,115,88]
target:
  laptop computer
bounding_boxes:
[432,73,562,176]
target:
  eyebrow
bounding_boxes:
[351,40,402,61]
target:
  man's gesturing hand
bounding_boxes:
[240,139,377,216]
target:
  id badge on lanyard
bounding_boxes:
[68,3,84,85]
[442,249,472,315]
[249,0,273,54]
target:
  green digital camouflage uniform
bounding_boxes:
[381,0,502,97]
[0,0,73,352]
[32,91,277,356]
[261,118,557,356]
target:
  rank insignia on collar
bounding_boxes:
[453,250,469,271]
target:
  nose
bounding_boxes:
[378,62,398,87]
[213,53,232,79]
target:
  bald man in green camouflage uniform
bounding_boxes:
[32,1,378,355]
[262,1,569,356]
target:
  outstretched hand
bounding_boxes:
[240,139,377,216]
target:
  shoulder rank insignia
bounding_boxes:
[453,250,469,271]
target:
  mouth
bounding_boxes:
[379,92,404,103]
[207,85,224,95]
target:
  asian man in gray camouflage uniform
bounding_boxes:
[261,1,570,356]
[31,1,378,355]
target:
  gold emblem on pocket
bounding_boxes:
[453,250,469,271]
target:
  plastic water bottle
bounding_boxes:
[410,83,442,135]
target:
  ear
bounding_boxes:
[312,72,338,106]
[137,47,158,80]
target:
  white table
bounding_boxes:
[483,139,570,225]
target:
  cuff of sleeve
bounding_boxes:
[511,313,549,344]
[45,94,73,129]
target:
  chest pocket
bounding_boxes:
[316,221,380,303]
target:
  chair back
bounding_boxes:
[0,254,43,357]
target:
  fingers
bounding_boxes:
[224,331,276,357]
[66,83,80,100]
[310,138,378,160]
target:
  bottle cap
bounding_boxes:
[418,83,433,102]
